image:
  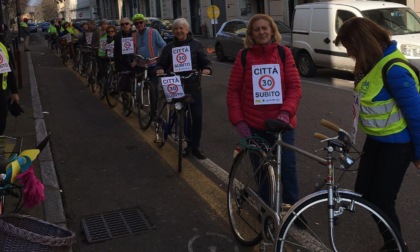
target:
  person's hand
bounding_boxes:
[130,60,137,68]
[9,93,19,105]
[414,160,420,169]
[277,111,290,124]
[156,69,164,76]
[202,69,211,76]
[236,121,252,139]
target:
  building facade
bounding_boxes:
[56,0,419,37]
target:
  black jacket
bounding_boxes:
[156,32,212,90]
[113,30,134,72]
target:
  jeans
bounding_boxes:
[251,128,299,205]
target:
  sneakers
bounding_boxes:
[182,147,207,160]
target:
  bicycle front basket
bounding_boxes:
[0,214,76,252]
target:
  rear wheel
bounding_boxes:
[227,148,274,246]
[154,100,171,148]
[105,72,119,108]
[177,109,184,173]
[137,80,153,130]
[90,62,99,93]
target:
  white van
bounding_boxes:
[292,1,420,77]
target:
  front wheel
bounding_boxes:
[227,148,274,246]
[105,72,119,108]
[137,80,153,130]
[276,191,406,252]
[154,101,171,148]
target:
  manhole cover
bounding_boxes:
[81,208,152,243]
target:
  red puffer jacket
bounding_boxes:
[227,43,302,130]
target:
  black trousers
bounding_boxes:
[0,91,8,135]
[355,137,412,233]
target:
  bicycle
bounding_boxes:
[104,56,119,108]
[58,35,71,66]
[133,54,159,130]
[84,46,99,94]
[227,119,406,251]
[0,134,50,215]
[154,71,209,173]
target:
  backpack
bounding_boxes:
[241,45,286,70]
[382,58,420,93]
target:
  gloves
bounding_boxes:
[8,99,24,117]
[236,121,252,139]
[277,111,290,124]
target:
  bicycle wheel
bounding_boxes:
[85,59,93,87]
[136,80,153,130]
[177,109,184,173]
[276,191,406,252]
[154,101,171,148]
[105,72,119,108]
[0,184,23,215]
[227,148,274,246]
[90,61,99,93]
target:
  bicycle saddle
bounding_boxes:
[264,119,292,133]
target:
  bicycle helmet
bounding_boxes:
[132,14,146,22]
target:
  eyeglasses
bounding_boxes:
[134,21,145,25]
[121,22,130,26]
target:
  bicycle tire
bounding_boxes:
[154,100,171,148]
[137,80,153,130]
[177,109,184,173]
[0,184,23,215]
[275,190,406,252]
[85,59,93,87]
[227,148,275,246]
[90,62,98,93]
[105,71,119,108]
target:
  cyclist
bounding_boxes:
[97,19,109,94]
[58,21,77,63]
[47,19,59,49]
[335,17,420,250]
[156,18,212,160]
[113,17,135,115]
[131,13,166,119]
[0,39,20,167]
[226,14,303,215]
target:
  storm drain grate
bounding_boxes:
[81,208,153,243]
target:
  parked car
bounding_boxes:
[40,22,50,32]
[146,17,174,43]
[214,19,291,61]
[292,1,420,77]
[28,23,37,33]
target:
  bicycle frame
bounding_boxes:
[236,120,356,247]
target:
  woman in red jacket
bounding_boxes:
[227,14,302,210]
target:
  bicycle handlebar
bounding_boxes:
[320,119,340,132]
[134,54,159,62]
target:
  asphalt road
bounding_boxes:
[8,32,420,251]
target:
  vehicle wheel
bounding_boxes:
[137,81,153,130]
[215,43,226,62]
[177,109,184,173]
[85,61,93,87]
[276,191,406,252]
[296,52,317,77]
[105,73,119,108]
[227,148,274,246]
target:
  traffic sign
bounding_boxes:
[207,5,220,19]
